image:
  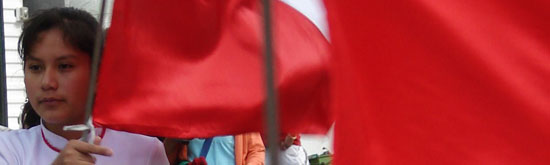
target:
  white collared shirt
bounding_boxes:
[0,124,169,165]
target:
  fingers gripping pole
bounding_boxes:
[63,119,96,144]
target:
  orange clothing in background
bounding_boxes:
[235,132,265,165]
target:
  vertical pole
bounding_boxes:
[0,0,9,127]
[80,0,107,142]
[261,0,281,164]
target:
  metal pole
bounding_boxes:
[261,0,281,164]
[80,0,108,142]
[0,0,9,127]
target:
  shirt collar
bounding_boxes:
[40,120,106,152]
[40,121,68,151]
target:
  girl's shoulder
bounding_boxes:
[0,126,41,152]
[100,128,165,154]
[102,128,160,145]
[0,126,41,164]
[99,128,169,164]
[0,126,40,143]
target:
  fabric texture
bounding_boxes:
[324,0,550,164]
[94,0,331,138]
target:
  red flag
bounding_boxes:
[325,0,550,164]
[93,0,331,138]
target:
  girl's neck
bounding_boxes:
[42,121,83,140]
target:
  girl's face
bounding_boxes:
[24,28,91,126]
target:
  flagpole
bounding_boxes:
[79,0,108,143]
[0,0,8,127]
[261,0,281,165]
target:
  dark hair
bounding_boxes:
[20,101,40,129]
[18,7,98,129]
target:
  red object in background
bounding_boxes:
[190,157,207,165]
[93,0,331,138]
[324,0,550,164]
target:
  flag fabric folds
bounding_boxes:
[324,0,550,164]
[93,0,331,138]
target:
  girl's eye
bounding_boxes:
[58,64,74,70]
[28,65,42,71]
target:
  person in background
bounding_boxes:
[279,134,309,165]
[165,132,265,165]
[264,133,309,165]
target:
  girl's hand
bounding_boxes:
[52,136,113,165]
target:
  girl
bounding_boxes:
[0,7,169,165]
